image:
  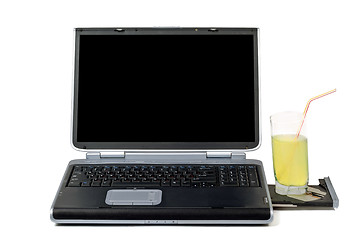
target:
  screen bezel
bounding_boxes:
[71,28,260,150]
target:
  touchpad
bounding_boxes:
[105,189,162,205]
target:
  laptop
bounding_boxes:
[50,27,273,224]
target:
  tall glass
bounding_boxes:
[270,112,309,195]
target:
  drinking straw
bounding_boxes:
[295,89,336,138]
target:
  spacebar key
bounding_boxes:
[112,181,160,187]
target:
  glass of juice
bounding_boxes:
[270,111,308,195]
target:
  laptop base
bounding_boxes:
[51,158,273,225]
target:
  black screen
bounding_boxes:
[75,30,258,149]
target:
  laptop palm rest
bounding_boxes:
[105,189,162,206]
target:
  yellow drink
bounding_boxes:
[272,134,308,187]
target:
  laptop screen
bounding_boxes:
[73,28,259,150]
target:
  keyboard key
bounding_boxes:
[81,181,91,187]
[171,180,180,187]
[181,180,191,187]
[112,181,161,187]
[161,180,171,187]
[68,180,81,187]
[240,181,249,187]
[91,180,101,187]
[73,166,82,173]
[249,180,259,187]
[101,180,112,187]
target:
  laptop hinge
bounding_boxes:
[86,151,246,160]
[206,151,232,158]
[206,151,246,160]
[86,152,125,160]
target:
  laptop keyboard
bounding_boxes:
[67,164,260,188]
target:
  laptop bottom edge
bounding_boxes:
[51,219,274,225]
[50,207,273,225]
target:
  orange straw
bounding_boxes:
[296,89,337,138]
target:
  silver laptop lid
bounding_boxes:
[71,28,260,152]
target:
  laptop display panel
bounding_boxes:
[72,28,260,150]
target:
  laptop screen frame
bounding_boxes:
[71,28,260,150]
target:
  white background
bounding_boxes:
[1,0,359,238]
